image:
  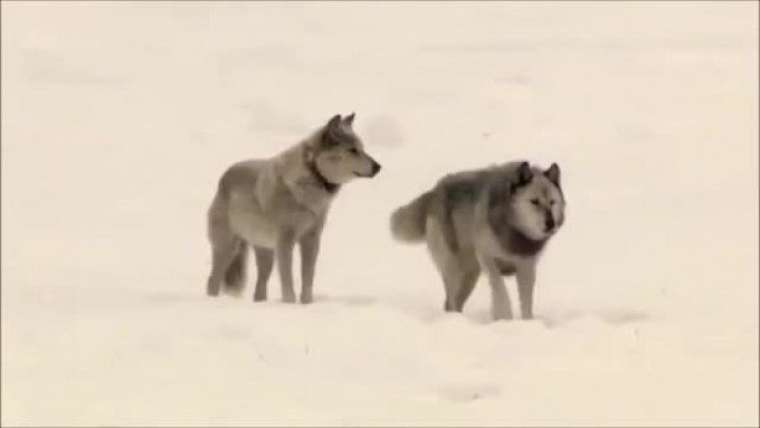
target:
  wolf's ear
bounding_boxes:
[327,114,342,130]
[544,163,561,187]
[510,161,533,193]
[343,112,355,127]
[323,114,343,147]
[516,161,533,185]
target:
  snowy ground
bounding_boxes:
[2,2,758,426]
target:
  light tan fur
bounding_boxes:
[206,113,381,303]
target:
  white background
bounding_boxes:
[2,2,758,426]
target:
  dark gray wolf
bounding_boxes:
[391,161,565,320]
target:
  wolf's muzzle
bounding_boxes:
[370,160,382,177]
[544,212,555,232]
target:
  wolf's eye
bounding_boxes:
[550,200,556,206]
[530,199,540,206]
[348,147,359,155]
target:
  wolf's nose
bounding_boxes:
[370,161,382,177]
[545,216,555,231]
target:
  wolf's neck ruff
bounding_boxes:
[503,227,547,256]
[304,149,340,194]
[487,203,547,257]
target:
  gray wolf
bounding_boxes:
[390,161,565,320]
[207,113,381,303]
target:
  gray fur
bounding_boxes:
[389,191,433,242]
[390,161,565,320]
[206,113,381,302]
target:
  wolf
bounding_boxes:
[390,161,565,320]
[206,113,381,303]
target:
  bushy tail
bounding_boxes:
[390,191,433,243]
[223,243,248,296]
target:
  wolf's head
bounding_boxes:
[507,162,565,241]
[312,113,381,185]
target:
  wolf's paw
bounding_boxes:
[253,292,267,302]
[206,285,220,297]
[300,293,313,304]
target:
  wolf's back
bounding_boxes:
[390,191,433,243]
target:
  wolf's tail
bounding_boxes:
[223,243,249,296]
[390,191,433,243]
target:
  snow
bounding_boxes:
[2,2,757,426]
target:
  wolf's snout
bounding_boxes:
[370,160,382,177]
[544,214,555,232]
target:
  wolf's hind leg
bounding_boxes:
[450,251,479,311]
[252,246,274,302]
[207,193,236,296]
[207,236,243,297]
[440,262,471,312]
[425,217,464,313]
[443,275,460,312]
[455,267,480,312]
[222,241,248,296]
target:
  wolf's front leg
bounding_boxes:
[516,264,536,320]
[276,229,297,303]
[479,256,513,320]
[253,246,274,302]
[299,229,321,304]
